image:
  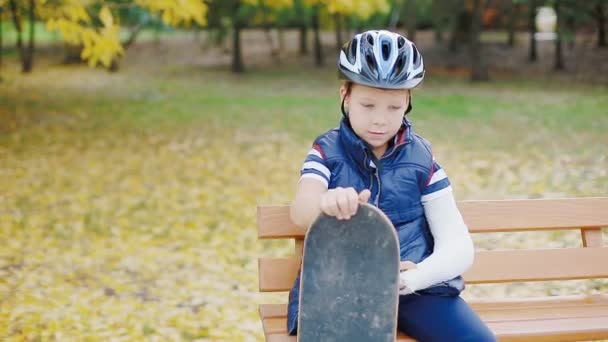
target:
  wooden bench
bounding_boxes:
[257,197,608,341]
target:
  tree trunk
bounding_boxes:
[232,12,244,73]
[528,0,537,62]
[8,0,24,66]
[387,1,400,30]
[470,0,489,81]
[432,0,444,44]
[449,9,471,52]
[299,24,308,55]
[434,29,443,43]
[295,0,308,55]
[312,5,323,67]
[0,5,4,82]
[278,28,285,56]
[63,44,84,64]
[334,13,343,50]
[405,0,417,42]
[123,23,145,50]
[597,1,606,48]
[507,2,519,47]
[553,1,564,70]
[22,0,35,73]
[263,27,279,61]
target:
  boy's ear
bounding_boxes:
[339,84,348,102]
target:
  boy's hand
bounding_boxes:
[319,187,371,220]
[400,261,417,272]
[399,261,418,295]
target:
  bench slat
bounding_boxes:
[258,294,608,321]
[259,248,608,292]
[257,198,608,239]
[261,303,608,325]
[262,316,608,342]
[490,316,608,342]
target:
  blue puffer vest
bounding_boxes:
[287,117,465,335]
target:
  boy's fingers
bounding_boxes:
[347,188,358,215]
[358,189,371,203]
[336,194,350,219]
[400,261,417,271]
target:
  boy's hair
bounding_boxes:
[343,81,411,97]
[343,81,354,96]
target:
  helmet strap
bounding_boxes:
[341,97,349,118]
[405,93,413,115]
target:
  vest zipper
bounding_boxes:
[374,167,381,206]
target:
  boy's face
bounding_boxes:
[340,83,410,158]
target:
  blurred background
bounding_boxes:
[0,0,607,340]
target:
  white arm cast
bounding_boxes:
[399,188,474,293]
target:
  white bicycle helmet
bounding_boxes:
[338,30,425,90]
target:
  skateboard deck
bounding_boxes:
[297,203,400,342]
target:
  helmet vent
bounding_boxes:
[412,44,419,65]
[366,33,374,46]
[350,38,358,60]
[365,53,377,75]
[397,36,406,49]
[381,40,391,61]
[394,56,404,76]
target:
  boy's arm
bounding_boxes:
[400,187,474,293]
[290,178,327,230]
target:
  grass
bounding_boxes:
[0,46,607,340]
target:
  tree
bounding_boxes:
[243,0,295,63]
[282,0,392,67]
[0,1,4,81]
[404,0,416,42]
[470,0,488,81]
[507,0,522,47]
[294,0,309,55]
[595,0,606,47]
[40,0,207,69]
[553,0,564,70]
[528,0,537,61]
[24,0,35,72]
[232,1,244,72]
[311,2,322,66]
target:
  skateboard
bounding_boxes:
[297,203,400,342]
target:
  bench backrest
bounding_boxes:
[258,198,608,293]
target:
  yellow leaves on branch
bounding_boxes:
[45,6,122,68]
[326,0,390,18]
[45,5,123,68]
[242,0,294,9]
[136,0,207,27]
[303,0,390,19]
[42,1,208,69]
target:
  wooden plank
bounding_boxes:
[263,317,288,335]
[265,333,414,342]
[262,317,608,342]
[294,239,304,257]
[463,248,608,284]
[258,257,300,292]
[490,316,608,342]
[257,205,304,239]
[263,318,414,341]
[259,295,608,321]
[466,293,608,309]
[458,198,608,232]
[261,305,608,326]
[266,334,296,342]
[259,304,287,319]
[258,198,608,239]
[581,227,603,247]
[259,248,608,292]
